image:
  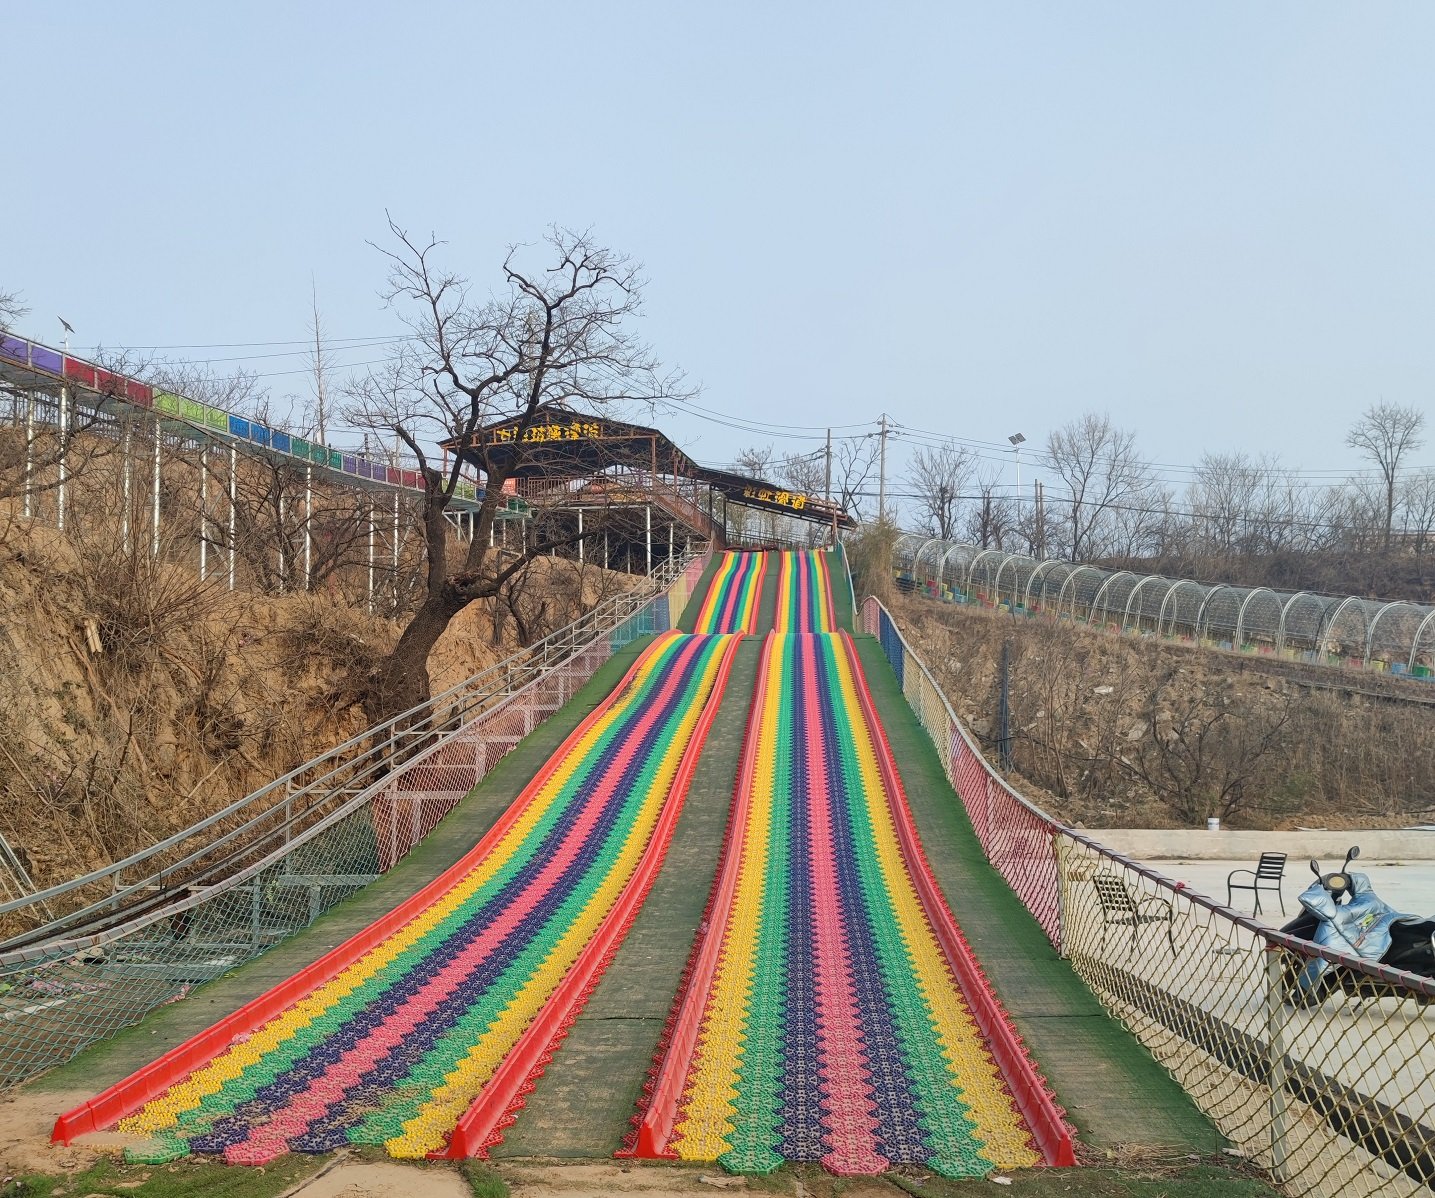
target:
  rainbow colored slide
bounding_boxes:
[54,631,741,1163]
[55,548,1071,1177]
[626,555,1071,1176]
[691,551,766,633]
[773,547,837,633]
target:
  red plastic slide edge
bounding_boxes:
[840,631,1077,1168]
[439,632,745,1158]
[50,632,681,1146]
[623,631,775,1159]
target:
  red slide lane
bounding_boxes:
[53,639,684,1146]
[840,631,1075,1167]
[440,633,744,1158]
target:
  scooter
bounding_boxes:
[1280,846,1435,1008]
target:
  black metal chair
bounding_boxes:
[1226,852,1287,915]
[1091,873,1176,955]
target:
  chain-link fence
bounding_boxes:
[894,534,1435,678]
[865,594,1435,1198]
[0,550,709,1090]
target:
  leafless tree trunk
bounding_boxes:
[1346,401,1425,551]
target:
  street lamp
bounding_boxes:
[1008,432,1026,493]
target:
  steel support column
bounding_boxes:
[198,444,208,581]
[304,466,313,588]
[367,503,376,610]
[56,385,68,531]
[277,493,286,592]
[151,418,162,557]
[228,444,237,591]
[121,424,133,554]
[22,392,34,519]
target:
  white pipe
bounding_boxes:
[22,393,34,519]
[199,444,208,581]
[151,417,161,557]
[56,386,68,531]
[228,444,237,591]
[304,466,313,588]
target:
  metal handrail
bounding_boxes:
[0,551,700,944]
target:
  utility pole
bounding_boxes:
[878,413,889,523]
[1034,479,1047,561]
[824,428,832,502]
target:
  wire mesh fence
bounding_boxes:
[0,549,709,1090]
[894,534,1435,678]
[865,594,1435,1198]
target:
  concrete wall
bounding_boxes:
[1083,828,1435,862]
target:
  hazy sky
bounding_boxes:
[5,2,1434,506]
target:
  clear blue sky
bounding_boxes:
[5,2,1433,499]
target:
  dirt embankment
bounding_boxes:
[891,595,1435,831]
[0,520,629,891]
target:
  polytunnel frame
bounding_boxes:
[1122,574,1169,632]
[913,537,946,581]
[893,532,927,572]
[938,545,967,594]
[1410,610,1435,672]
[884,532,1435,679]
[1196,584,1234,642]
[1235,587,1281,648]
[1157,579,1202,638]
[992,553,1025,606]
[1090,571,1136,625]
[1057,565,1105,621]
[1314,595,1375,663]
[1276,591,1320,654]
[966,548,1009,596]
[1364,600,1422,667]
[1024,559,1065,610]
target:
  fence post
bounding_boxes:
[1264,947,1292,1182]
[1053,833,1071,959]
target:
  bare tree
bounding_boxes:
[1116,665,1296,824]
[781,451,828,545]
[1402,472,1435,562]
[308,280,336,444]
[1187,452,1270,556]
[733,445,774,478]
[345,221,689,724]
[832,434,880,522]
[964,467,1016,550]
[1045,412,1154,560]
[781,449,825,497]
[1346,401,1425,551]
[0,288,25,334]
[906,443,974,540]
